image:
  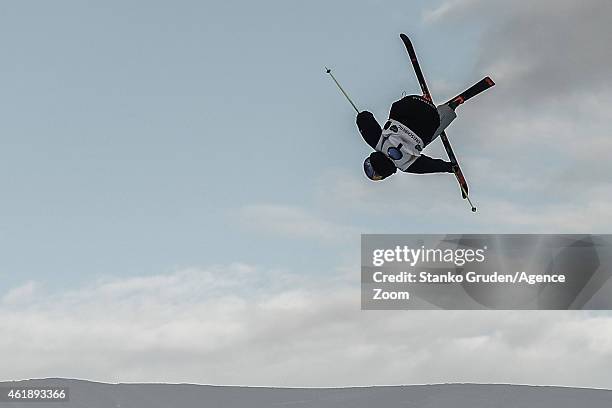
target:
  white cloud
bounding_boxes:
[2,281,40,305]
[1,268,612,388]
[396,0,611,232]
[426,0,612,98]
[312,165,612,234]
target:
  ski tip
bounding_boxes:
[485,76,495,86]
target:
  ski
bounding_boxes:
[446,77,495,109]
[400,34,433,100]
[399,33,474,209]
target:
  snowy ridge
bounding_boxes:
[0,379,611,407]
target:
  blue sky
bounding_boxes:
[1,0,612,387]
[0,0,485,288]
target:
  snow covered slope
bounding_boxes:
[0,379,610,408]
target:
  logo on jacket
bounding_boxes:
[387,147,403,160]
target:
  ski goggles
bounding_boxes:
[363,157,383,181]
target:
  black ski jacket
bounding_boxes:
[357,95,451,174]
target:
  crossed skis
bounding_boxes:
[399,34,494,212]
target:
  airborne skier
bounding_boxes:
[326,34,495,211]
[358,95,459,181]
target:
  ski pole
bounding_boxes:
[461,184,477,213]
[325,67,359,113]
[452,167,477,212]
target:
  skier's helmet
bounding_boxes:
[363,151,397,181]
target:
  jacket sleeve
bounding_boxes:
[356,111,382,150]
[404,154,453,174]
